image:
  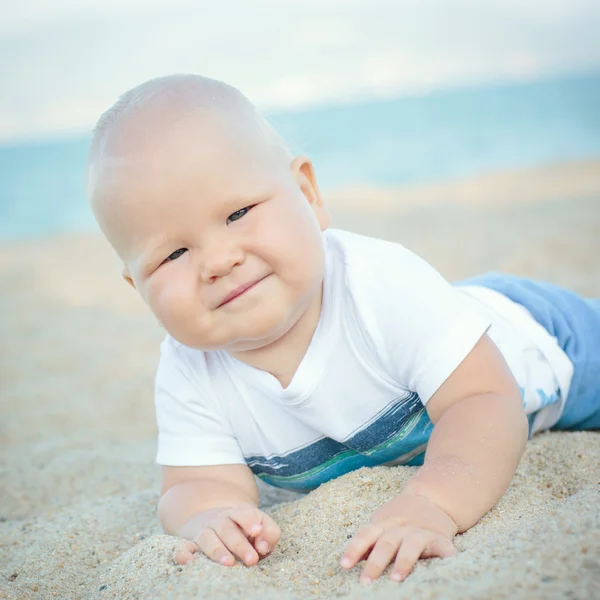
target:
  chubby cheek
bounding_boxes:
[273,235,324,297]
[143,269,209,339]
[255,204,324,291]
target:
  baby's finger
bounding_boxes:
[173,540,201,565]
[421,536,457,559]
[215,519,260,566]
[340,524,383,569]
[195,527,236,566]
[253,514,281,556]
[228,503,265,538]
[360,533,402,584]
[389,531,429,582]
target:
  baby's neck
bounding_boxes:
[229,286,323,389]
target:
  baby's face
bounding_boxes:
[92,115,329,352]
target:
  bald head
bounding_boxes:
[87,74,295,255]
[89,74,291,168]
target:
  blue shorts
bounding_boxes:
[456,273,600,430]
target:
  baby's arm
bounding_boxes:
[159,464,281,566]
[342,333,529,582]
[402,332,529,529]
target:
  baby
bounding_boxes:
[87,74,600,584]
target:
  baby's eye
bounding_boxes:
[164,248,188,263]
[227,205,254,224]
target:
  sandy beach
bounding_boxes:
[1,159,599,599]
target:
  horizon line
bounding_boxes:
[1,66,599,148]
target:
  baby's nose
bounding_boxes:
[200,243,244,281]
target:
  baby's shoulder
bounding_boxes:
[325,228,432,293]
[158,335,211,378]
[326,228,422,270]
[156,336,227,404]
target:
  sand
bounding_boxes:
[1,159,599,599]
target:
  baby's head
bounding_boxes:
[87,74,329,353]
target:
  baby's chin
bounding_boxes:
[170,309,295,352]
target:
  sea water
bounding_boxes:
[1,71,599,239]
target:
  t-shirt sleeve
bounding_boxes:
[154,339,246,467]
[345,234,491,404]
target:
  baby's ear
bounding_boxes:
[122,268,136,290]
[291,156,330,231]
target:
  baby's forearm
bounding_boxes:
[403,392,529,532]
[158,478,259,540]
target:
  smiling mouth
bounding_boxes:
[217,276,269,308]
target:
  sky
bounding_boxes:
[1,0,600,142]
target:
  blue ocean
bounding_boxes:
[1,71,599,240]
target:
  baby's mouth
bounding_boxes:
[217,275,269,308]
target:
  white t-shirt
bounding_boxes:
[154,229,573,491]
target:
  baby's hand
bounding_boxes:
[174,502,281,567]
[340,493,458,584]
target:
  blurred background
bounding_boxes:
[2,6,600,594]
[1,0,599,239]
